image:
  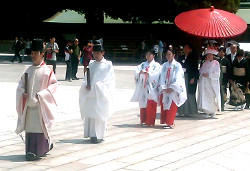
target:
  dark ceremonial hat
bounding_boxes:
[92,39,103,52]
[31,39,44,52]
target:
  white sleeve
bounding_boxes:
[209,61,220,79]
[159,64,167,91]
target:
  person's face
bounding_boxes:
[93,51,103,61]
[237,54,244,59]
[218,50,225,58]
[206,53,214,61]
[74,39,79,46]
[50,37,55,43]
[166,50,175,61]
[146,52,155,62]
[183,45,191,55]
[31,51,43,65]
[230,44,237,54]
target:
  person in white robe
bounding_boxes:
[79,40,115,143]
[198,48,221,119]
[16,39,57,161]
[131,48,161,126]
[159,49,187,129]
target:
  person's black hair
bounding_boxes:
[145,48,156,56]
[184,43,193,49]
[167,48,176,55]
[219,46,226,53]
[245,51,250,57]
[236,49,244,57]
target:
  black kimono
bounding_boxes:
[177,52,199,116]
[230,58,250,92]
[246,58,250,108]
[177,53,199,94]
[229,58,250,106]
[220,57,231,87]
[218,57,231,110]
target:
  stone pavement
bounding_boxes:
[0,60,250,171]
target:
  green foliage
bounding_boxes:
[74,1,241,24]
[0,1,241,24]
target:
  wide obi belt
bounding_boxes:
[233,67,245,76]
[221,66,227,73]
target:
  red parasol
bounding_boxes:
[174,6,247,39]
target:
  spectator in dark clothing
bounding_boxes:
[177,43,199,117]
[70,38,81,80]
[10,37,23,63]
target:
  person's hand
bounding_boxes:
[140,70,148,75]
[190,78,195,84]
[23,93,28,99]
[203,73,209,77]
[229,79,234,85]
[86,85,91,90]
[164,88,173,93]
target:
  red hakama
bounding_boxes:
[140,100,157,126]
[160,94,178,126]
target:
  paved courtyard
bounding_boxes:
[0,58,250,171]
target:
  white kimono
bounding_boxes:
[131,59,161,108]
[198,60,221,114]
[159,59,187,110]
[16,61,58,139]
[79,58,115,139]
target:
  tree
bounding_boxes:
[73,0,241,24]
[0,1,241,25]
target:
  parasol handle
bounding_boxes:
[86,67,90,87]
[24,73,28,94]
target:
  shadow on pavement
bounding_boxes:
[113,124,164,130]
[0,155,26,162]
[58,139,92,144]
[113,124,142,128]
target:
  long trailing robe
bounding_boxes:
[198,60,221,114]
[79,58,115,122]
[16,63,58,139]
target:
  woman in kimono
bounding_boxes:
[131,48,161,126]
[198,48,221,118]
[245,52,250,109]
[16,39,57,161]
[159,49,187,129]
[229,49,250,110]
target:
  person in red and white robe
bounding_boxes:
[159,49,187,129]
[131,48,161,126]
[16,39,57,161]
